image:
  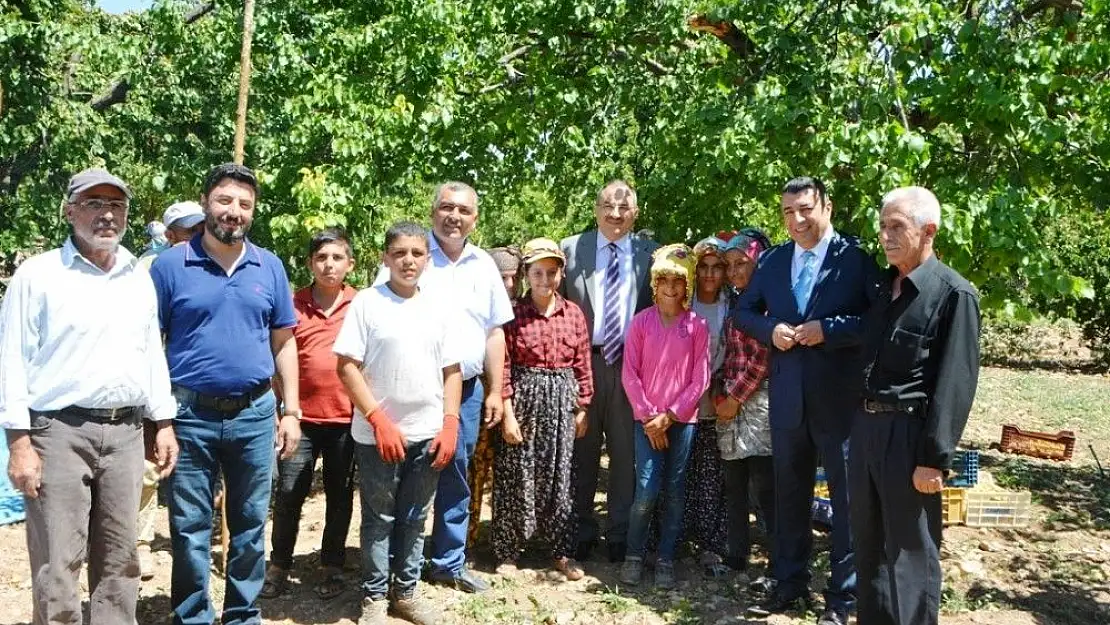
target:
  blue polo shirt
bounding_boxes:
[150,235,296,396]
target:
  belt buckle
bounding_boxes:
[110,407,121,421]
[863,400,881,414]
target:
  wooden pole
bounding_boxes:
[220,0,257,576]
[233,0,256,165]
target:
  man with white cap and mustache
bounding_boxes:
[0,167,179,624]
[150,163,302,624]
[138,200,206,270]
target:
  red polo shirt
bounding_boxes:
[294,285,357,425]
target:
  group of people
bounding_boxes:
[0,164,980,625]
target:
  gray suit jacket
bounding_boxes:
[559,230,659,331]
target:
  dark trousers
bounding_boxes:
[573,352,636,546]
[722,455,775,569]
[270,422,356,570]
[771,422,856,612]
[850,411,942,625]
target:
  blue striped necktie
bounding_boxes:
[601,243,624,364]
[794,250,817,314]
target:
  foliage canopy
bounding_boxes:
[1,0,1107,335]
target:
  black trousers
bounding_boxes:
[849,410,942,625]
[270,422,356,569]
[722,455,775,570]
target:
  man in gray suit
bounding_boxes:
[560,180,658,563]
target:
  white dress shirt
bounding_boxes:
[0,239,176,429]
[374,232,514,380]
[791,226,835,304]
[591,232,636,345]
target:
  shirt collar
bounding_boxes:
[794,226,835,262]
[428,230,480,265]
[61,237,136,275]
[597,232,632,254]
[184,233,263,268]
[295,284,357,312]
[520,293,566,316]
[903,254,941,291]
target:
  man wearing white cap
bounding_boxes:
[0,167,179,624]
[139,201,206,270]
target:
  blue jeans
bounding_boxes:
[357,440,440,599]
[627,421,696,562]
[168,388,276,625]
[428,377,483,576]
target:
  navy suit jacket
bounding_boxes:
[734,232,881,440]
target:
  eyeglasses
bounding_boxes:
[75,199,129,212]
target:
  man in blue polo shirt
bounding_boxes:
[150,163,302,625]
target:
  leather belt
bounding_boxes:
[862,399,922,416]
[177,380,272,414]
[42,405,142,422]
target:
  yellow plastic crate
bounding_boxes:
[965,490,1032,528]
[941,487,966,526]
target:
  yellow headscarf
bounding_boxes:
[650,243,696,308]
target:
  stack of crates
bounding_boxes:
[812,466,832,530]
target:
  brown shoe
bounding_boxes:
[390,591,440,625]
[553,556,584,581]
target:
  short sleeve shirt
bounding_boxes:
[332,285,459,445]
[149,235,297,396]
[293,285,356,425]
[373,233,513,380]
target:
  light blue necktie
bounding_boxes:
[793,250,817,314]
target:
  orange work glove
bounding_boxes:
[368,407,407,463]
[430,414,460,470]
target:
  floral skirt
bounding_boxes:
[491,366,578,561]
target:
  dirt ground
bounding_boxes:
[0,366,1107,625]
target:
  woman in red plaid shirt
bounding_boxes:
[715,229,777,580]
[493,238,593,582]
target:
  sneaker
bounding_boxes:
[654,560,676,589]
[619,557,643,586]
[357,596,388,625]
[390,592,439,625]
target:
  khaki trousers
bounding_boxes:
[25,410,144,625]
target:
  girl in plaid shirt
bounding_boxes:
[715,230,776,577]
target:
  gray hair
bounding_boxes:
[432,181,478,211]
[595,180,638,211]
[881,186,941,228]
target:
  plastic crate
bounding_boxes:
[945,450,980,488]
[814,466,830,499]
[941,487,966,526]
[811,496,833,530]
[965,490,1032,528]
[1000,425,1076,462]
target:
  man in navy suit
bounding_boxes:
[736,177,880,625]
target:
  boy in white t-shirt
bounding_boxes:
[334,221,463,625]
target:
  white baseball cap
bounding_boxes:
[161,201,205,230]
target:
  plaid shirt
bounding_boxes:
[720,316,769,404]
[502,295,594,408]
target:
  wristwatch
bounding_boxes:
[282,409,302,420]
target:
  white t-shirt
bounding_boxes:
[332,284,459,445]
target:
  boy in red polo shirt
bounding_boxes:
[263,228,358,600]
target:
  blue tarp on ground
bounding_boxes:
[0,442,26,525]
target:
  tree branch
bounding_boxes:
[85,0,216,112]
[687,15,755,59]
